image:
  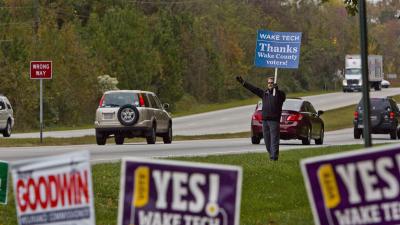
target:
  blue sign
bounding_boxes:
[254,30,302,69]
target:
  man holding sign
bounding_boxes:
[236,76,285,161]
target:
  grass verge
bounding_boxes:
[14,90,335,133]
[173,90,335,117]
[321,104,356,131]
[0,133,251,147]
[0,144,366,225]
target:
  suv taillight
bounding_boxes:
[99,95,105,107]
[390,111,395,119]
[287,112,303,121]
[354,111,359,120]
[139,94,145,107]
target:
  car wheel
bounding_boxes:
[96,130,107,145]
[2,120,11,137]
[251,136,261,144]
[117,104,139,126]
[115,135,125,145]
[354,127,362,139]
[390,129,397,140]
[163,124,172,144]
[315,128,324,145]
[146,126,156,144]
[302,126,311,145]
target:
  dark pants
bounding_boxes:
[262,120,280,160]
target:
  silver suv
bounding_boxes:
[94,90,172,145]
[0,95,14,137]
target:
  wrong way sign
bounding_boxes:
[30,61,52,79]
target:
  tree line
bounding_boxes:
[0,0,398,130]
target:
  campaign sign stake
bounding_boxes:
[117,158,242,225]
[11,151,95,225]
[301,143,400,225]
[0,160,9,204]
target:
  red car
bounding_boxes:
[251,98,325,145]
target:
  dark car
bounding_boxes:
[353,97,400,139]
[251,98,325,145]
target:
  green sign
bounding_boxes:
[0,161,8,204]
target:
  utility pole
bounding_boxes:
[33,0,43,144]
[34,0,39,35]
[358,0,372,147]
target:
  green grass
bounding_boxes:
[392,95,400,102]
[321,104,356,131]
[14,123,94,133]
[0,144,366,225]
[0,133,252,147]
[171,97,260,117]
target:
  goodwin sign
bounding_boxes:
[117,158,242,225]
[11,151,95,225]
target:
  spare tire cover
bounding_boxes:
[117,104,139,126]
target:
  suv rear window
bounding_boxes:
[358,99,391,111]
[102,92,139,107]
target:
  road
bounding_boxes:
[2,128,400,163]
[8,87,400,138]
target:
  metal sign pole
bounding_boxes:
[40,79,43,143]
[359,0,372,147]
[273,67,278,96]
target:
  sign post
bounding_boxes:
[30,61,52,143]
[0,161,8,204]
[254,30,302,95]
[118,158,242,225]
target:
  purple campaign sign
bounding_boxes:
[301,144,400,225]
[117,158,242,225]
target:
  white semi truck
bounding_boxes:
[342,54,383,92]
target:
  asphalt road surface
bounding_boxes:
[2,128,400,163]
[8,88,400,138]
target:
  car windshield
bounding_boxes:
[346,68,361,75]
[258,99,302,111]
[358,99,390,111]
[102,92,139,107]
